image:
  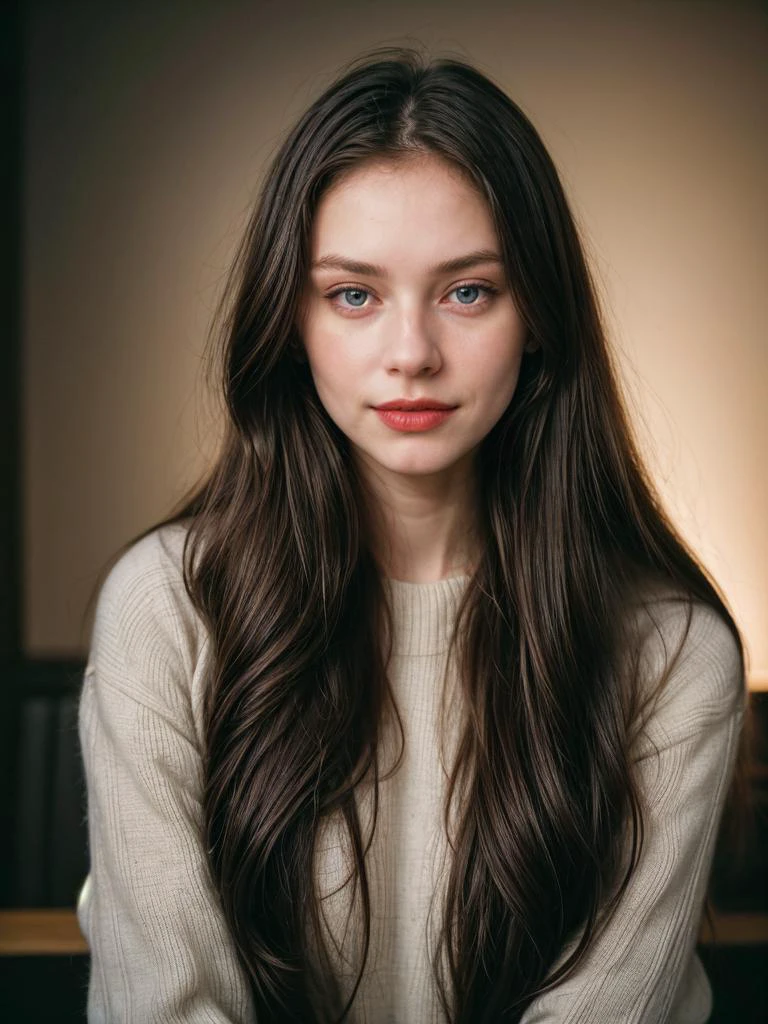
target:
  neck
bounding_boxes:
[356,453,482,583]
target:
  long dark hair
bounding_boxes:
[119,47,751,1022]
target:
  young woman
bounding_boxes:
[77,47,750,1023]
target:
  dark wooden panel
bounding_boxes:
[6,661,88,908]
[0,0,22,914]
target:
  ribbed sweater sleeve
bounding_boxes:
[520,599,747,1023]
[77,529,255,1023]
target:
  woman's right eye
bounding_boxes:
[327,287,371,310]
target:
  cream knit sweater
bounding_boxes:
[76,523,746,1023]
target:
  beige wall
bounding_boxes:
[24,0,767,682]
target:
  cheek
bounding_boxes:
[470,330,525,392]
[308,339,354,383]
[304,337,363,416]
[304,315,372,382]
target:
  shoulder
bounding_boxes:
[88,521,208,708]
[628,583,747,752]
[96,521,191,616]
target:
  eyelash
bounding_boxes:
[325,281,500,313]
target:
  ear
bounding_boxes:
[523,337,539,354]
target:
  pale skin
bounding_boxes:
[298,153,534,583]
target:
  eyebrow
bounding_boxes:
[311,248,504,277]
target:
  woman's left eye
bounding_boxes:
[448,283,498,306]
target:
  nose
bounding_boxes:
[384,307,443,377]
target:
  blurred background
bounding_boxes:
[0,0,765,1020]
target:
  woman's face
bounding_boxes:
[298,153,528,489]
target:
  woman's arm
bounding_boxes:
[520,599,747,1024]
[77,529,255,1023]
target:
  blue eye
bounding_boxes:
[454,285,481,304]
[338,288,368,307]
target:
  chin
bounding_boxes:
[378,452,469,478]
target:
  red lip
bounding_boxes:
[374,399,457,411]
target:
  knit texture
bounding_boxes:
[77,523,746,1022]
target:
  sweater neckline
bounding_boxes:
[383,574,469,656]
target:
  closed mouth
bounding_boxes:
[374,402,457,411]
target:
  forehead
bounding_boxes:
[310,154,498,257]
